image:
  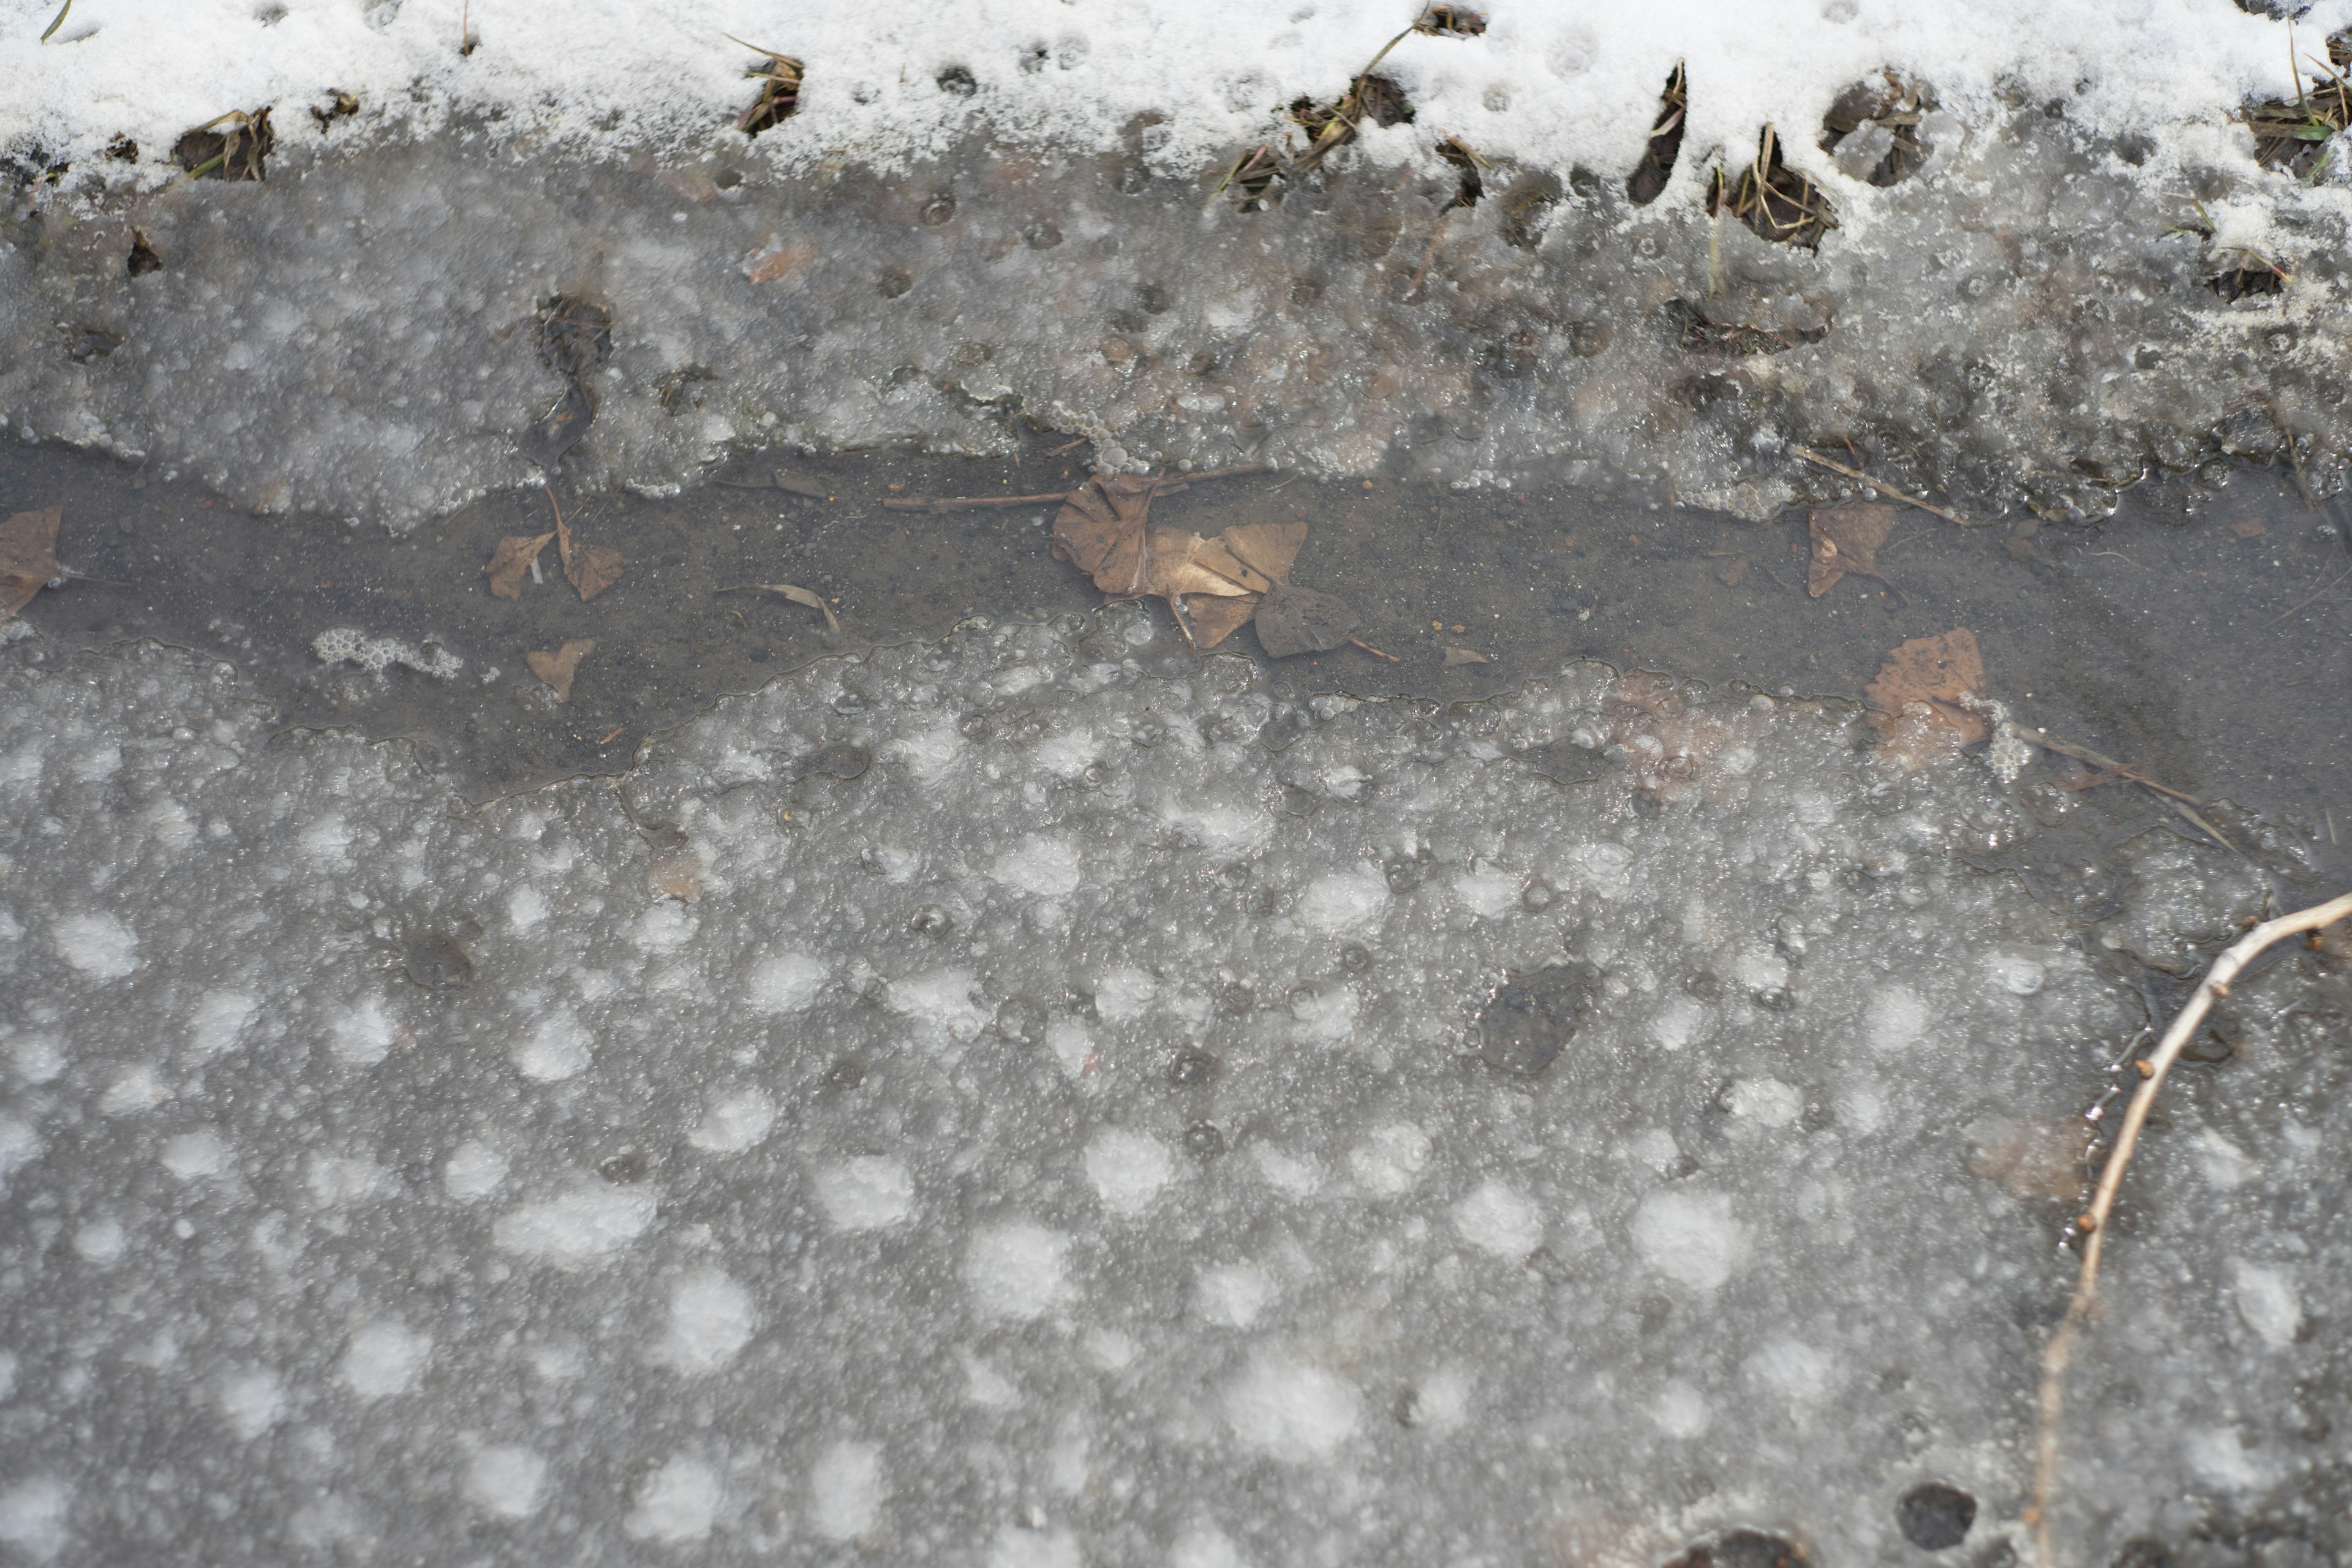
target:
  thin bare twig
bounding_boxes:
[2032,890,2352,1566]
[881,464,1265,512]
[1791,445,1978,526]
[2021,729,2202,805]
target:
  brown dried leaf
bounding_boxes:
[2314,919,2352,961]
[1863,628,1989,766]
[1716,554,1750,588]
[1443,646,1491,666]
[483,531,556,601]
[1254,583,1359,657]
[1967,1117,2084,1201]
[1147,527,1264,600]
[0,505,62,622]
[1808,500,1897,598]
[2229,518,2268,539]
[567,541,627,603]
[526,638,595,701]
[719,582,840,635]
[1215,521,1309,587]
[1175,591,1262,649]
[1050,475,1169,597]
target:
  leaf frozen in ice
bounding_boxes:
[0,505,62,622]
[526,638,595,701]
[483,532,556,601]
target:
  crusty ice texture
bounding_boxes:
[0,613,2340,1564]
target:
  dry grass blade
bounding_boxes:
[1790,445,1975,525]
[1414,5,1485,36]
[1709,125,1834,249]
[42,0,71,41]
[729,35,805,135]
[1627,62,1688,206]
[2031,889,2352,1568]
[175,108,274,182]
[717,582,840,635]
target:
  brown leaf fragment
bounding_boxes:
[1215,521,1308,587]
[648,851,703,903]
[1442,646,1492,666]
[1147,527,1265,600]
[566,542,628,602]
[1050,475,1169,597]
[1716,555,1750,588]
[483,532,556,601]
[2313,919,2352,961]
[1254,583,1360,657]
[2229,518,2268,539]
[1863,627,1989,767]
[1967,1117,2084,1201]
[0,506,62,622]
[718,582,840,635]
[1808,500,1899,599]
[526,638,595,701]
[1174,591,1262,650]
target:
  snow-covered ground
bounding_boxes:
[8,1,2352,523]
[2,615,2342,1564]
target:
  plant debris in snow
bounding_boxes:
[526,638,595,701]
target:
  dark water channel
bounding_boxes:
[6,436,2350,891]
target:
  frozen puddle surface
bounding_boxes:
[1,615,2346,1565]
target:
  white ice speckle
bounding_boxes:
[51,913,137,979]
[296,813,350,866]
[72,1219,126,1264]
[159,1131,227,1179]
[1223,1352,1359,1461]
[442,1140,508,1200]
[1864,985,1927,1051]
[2231,1259,2301,1349]
[98,1066,167,1116]
[493,1184,657,1265]
[329,998,396,1066]
[184,989,258,1058]
[745,951,828,1013]
[464,1445,548,1520]
[306,1153,385,1205]
[312,628,462,680]
[887,967,987,1042]
[687,1088,776,1153]
[1046,1017,1095,1079]
[0,1120,37,1188]
[1744,1338,1838,1404]
[624,1456,721,1543]
[1195,1263,1275,1329]
[965,1221,1071,1320]
[657,1269,758,1374]
[1724,1077,1803,1129]
[993,835,1082,897]
[1988,953,2045,996]
[1631,1190,1743,1290]
[340,1321,429,1398]
[813,1157,914,1232]
[1085,1127,1174,1215]
[2194,1129,2254,1190]
[2184,1426,2267,1491]
[1411,1366,1472,1434]
[1649,995,1705,1052]
[1453,1180,1541,1257]
[0,1476,70,1562]
[989,1526,1082,1568]
[512,1013,592,1081]
[1171,1525,1250,1568]
[1348,1123,1431,1196]
[505,885,549,932]
[1297,862,1389,934]
[1654,1381,1711,1437]
[1250,1145,1322,1199]
[809,1440,883,1542]
[218,1371,284,1439]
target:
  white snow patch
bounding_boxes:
[887,967,987,1042]
[464,1446,549,1520]
[993,835,1083,897]
[184,989,258,1058]
[989,1526,1082,1568]
[2231,1259,2301,1349]
[340,1321,429,1398]
[813,1157,914,1232]
[687,1088,777,1154]
[218,1371,284,1439]
[0,1476,71,1563]
[1297,863,1389,935]
[1453,1180,1542,1257]
[965,1221,1072,1320]
[442,1140,508,1200]
[1631,1190,1743,1290]
[1223,1352,1359,1461]
[1195,1263,1275,1329]
[1864,985,1928,1052]
[809,1440,883,1542]
[657,1268,759,1374]
[51,913,137,979]
[493,1184,657,1265]
[745,951,829,1014]
[1085,1127,1174,1215]
[625,1457,721,1544]
[72,1219,126,1264]
[512,1012,592,1081]
[1171,1525,1251,1568]
[1348,1123,1432,1196]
